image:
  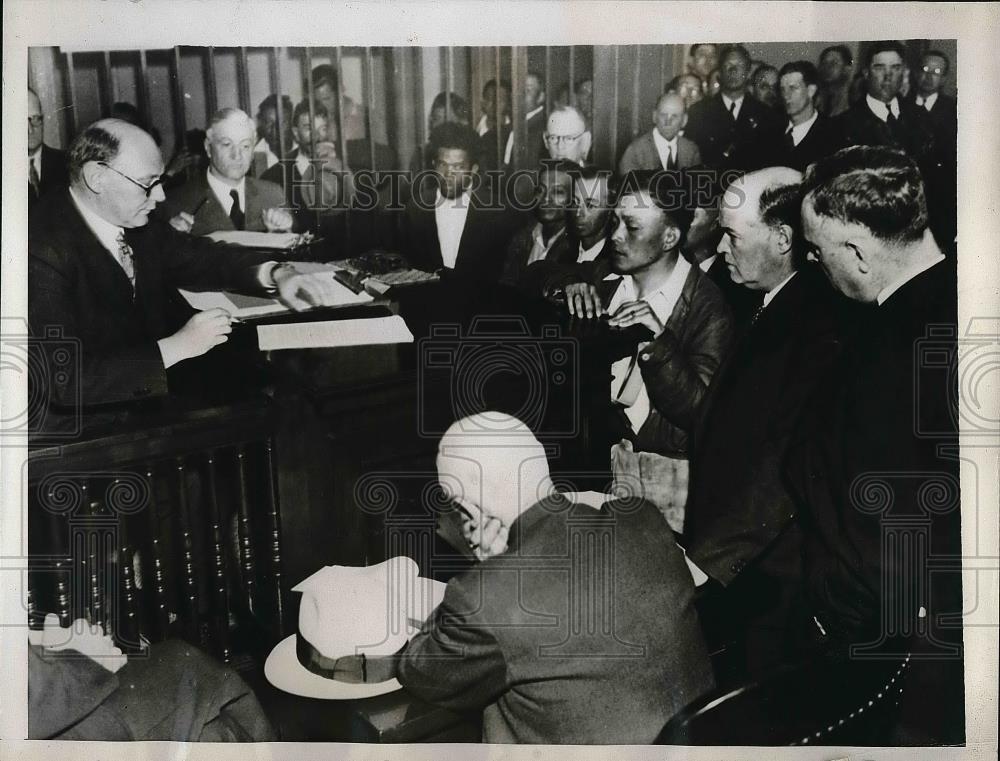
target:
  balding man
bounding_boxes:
[159,108,291,236]
[28,88,69,213]
[28,119,347,421]
[543,105,591,166]
[618,93,702,175]
[682,168,851,681]
[397,412,714,744]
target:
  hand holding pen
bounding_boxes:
[168,196,209,234]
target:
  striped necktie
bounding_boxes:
[115,231,137,294]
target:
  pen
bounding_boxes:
[190,196,209,217]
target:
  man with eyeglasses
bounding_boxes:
[543,105,592,166]
[28,88,69,214]
[909,50,956,152]
[159,107,292,237]
[29,118,348,422]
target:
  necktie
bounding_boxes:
[784,128,795,150]
[115,231,136,294]
[886,107,899,129]
[229,189,245,230]
[728,100,737,120]
[29,156,40,196]
[665,144,675,170]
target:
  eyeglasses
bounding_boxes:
[921,66,945,75]
[544,131,585,146]
[28,115,44,127]
[98,162,164,198]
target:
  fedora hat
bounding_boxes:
[265,557,446,700]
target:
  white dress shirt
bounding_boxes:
[577,237,606,263]
[206,169,246,216]
[607,255,692,432]
[525,224,566,266]
[434,188,472,270]
[722,93,745,121]
[866,94,901,123]
[652,129,680,169]
[915,92,939,111]
[786,110,819,147]
[699,254,716,273]
[762,271,797,309]
[876,254,946,305]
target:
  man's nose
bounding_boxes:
[717,235,730,255]
[150,183,166,204]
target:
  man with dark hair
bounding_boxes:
[477,78,512,172]
[817,44,854,117]
[402,122,517,282]
[159,108,291,236]
[28,88,69,214]
[688,44,719,87]
[410,92,470,173]
[253,93,295,176]
[29,118,350,419]
[261,100,347,233]
[684,44,783,170]
[792,145,963,744]
[749,64,780,110]
[309,63,365,142]
[618,92,702,175]
[683,168,851,681]
[666,72,704,110]
[500,160,575,288]
[503,71,547,168]
[768,60,839,171]
[911,49,956,150]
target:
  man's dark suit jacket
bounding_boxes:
[401,176,519,283]
[499,222,574,290]
[704,254,763,326]
[478,124,513,173]
[398,494,714,744]
[766,113,840,172]
[157,172,287,236]
[505,109,546,170]
[835,98,937,163]
[29,190,271,411]
[617,131,702,175]
[683,93,783,170]
[910,93,957,150]
[28,144,69,215]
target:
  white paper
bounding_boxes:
[206,230,304,249]
[257,316,414,350]
[177,288,288,317]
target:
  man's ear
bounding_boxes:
[579,131,593,162]
[80,161,105,194]
[848,240,871,274]
[775,223,794,255]
[807,84,818,101]
[662,223,682,251]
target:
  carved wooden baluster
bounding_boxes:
[235,447,257,614]
[263,438,286,636]
[86,495,104,631]
[74,482,90,623]
[146,467,170,641]
[205,453,232,663]
[118,537,140,652]
[176,458,201,645]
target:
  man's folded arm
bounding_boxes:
[157,220,278,294]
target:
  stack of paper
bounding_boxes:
[207,230,305,249]
[257,315,414,350]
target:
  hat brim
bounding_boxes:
[264,626,419,700]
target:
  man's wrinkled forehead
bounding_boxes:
[548,111,585,135]
[211,115,255,142]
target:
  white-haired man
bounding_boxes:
[159,107,291,236]
[543,105,592,166]
[396,412,714,744]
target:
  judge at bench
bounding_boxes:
[397,413,714,744]
[158,107,291,236]
[28,118,348,418]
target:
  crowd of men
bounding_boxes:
[26,40,962,745]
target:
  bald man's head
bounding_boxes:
[718,167,805,291]
[436,413,553,528]
[652,92,687,141]
[69,118,165,228]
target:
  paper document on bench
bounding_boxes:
[179,272,372,319]
[257,316,414,350]
[206,230,304,249]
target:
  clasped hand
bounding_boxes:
[459,504,509,561]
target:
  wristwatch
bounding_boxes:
[263,261,295,293]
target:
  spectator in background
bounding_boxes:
[477,78,512,172]
[410,91,470,172]
[309,63,366,141]
[684,44,783,171]
[159,107,291,236]
[667,73,704,111]
[706,68,722,98]
[688,44,719,91]
[911,49,956,150]
[618,92,701,175]
[253,93,294,176]
[817,44,854,117]
[503,71,547,168]
[750,64,780,110]
[769,60,839,172]
[543,105,592,166]
[27,88,68,214]
[575,79,594,125]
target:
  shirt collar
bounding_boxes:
[876,254,946,305]
[295,151,312,175]
[866,93,900,122]
[786,109,819,143]
[532,223,565,247]
[608,255,692,329]
[526,105,545,121]
[699,254,716,273]
[762,271,797,308]
[722,93,745,110]
[652,128,678,152]
[206,168,246,210]
[578,236,607,262]
[434,186,472,210]
[68,186,124,254]
[915,92,939,110]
